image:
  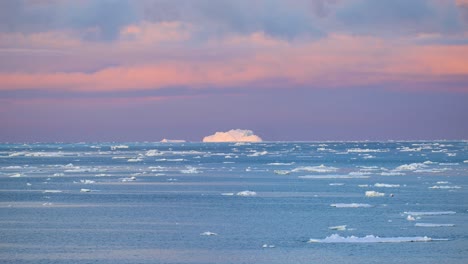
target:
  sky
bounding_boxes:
[1,0,468,142]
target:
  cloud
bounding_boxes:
[336,0,466,35]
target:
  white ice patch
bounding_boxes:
[394,163,427,171]
[429,185,461,189]
[9,173,22,177]
[267,162,295,166]
[299,175,369,179]
[43,190,62,193]
[221,193,235,196]
[110,145,129,150]
[365,191,385,197]
[415,223,454,227]
[145,150,162,156]
[200,231,218,236]
[330,203,372,208]
[121,176,137,182]
[404,211,456,216]
[127,158,143,162]
[347,148,389,153]
[329,225,347,231]
[248,151,268,157]
[374,183,400,188]
[380,172,405,176]
[236,190,257,197]
[329,183,344,186]
[180,166,200,174]
[262,244,275,248]
[80,188,91,193]
[273,170,290,175]
[80,180,95,184]
[308,234,434,243]
[292,165,338,173]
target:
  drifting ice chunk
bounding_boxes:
[43,190,62,193]
[236,190,257,197]
[407,215,416,221]
[415,223,454,227]
[203,129,262,142]
[330,203,372,208]
[274,170,290,175]
[374,183,400,188]
[200,231,218,236]
[365,191,385,197]
[329,225,347,231]
[160,139,186,143]
[145,150,162,156]
[292,165,338,173]
[262,244,275,248]
[110,145,129,150]
[80,188,91,192]
[308,234,434,243]
[404,211,456,216]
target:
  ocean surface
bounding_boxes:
[1,141,467,264]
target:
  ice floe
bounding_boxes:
[292,165,338,173]
[374,183,400,188]
[330,203,372,208]
[236,190,257,197]
[365,191,385,197]
[80,188,91,192]
[80,180,96,184]
[110,145,129,150]
[9,173,22,177]
[273,170,290,175]
[407,215,416,221]
[429,185,461,189]
[404,211,456,216]
[347,148,389,153]
[262,244,275,248]
[43,190,62,193]
[180,166,201,174]
[203,129,262,142]
[394,163,427,171]
[329,225,347,231]
[200,231,218,236]
[415,223,454,227]
[145,150,162,156]
[308,234,434,243]
[160,139,186,143]
[299,175,369,179]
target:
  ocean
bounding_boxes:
[1,141,467,263]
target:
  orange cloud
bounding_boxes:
[0,31,467,93]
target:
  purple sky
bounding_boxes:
[1,0,467,142]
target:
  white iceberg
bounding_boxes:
[308,234,434,243]
[80,188,91,193]
[203,129,262,143]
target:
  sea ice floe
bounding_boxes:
[407,215,416,221]
[80,188,91,192]
[329,225,347,231]
[180,166,200,174]
[329,183,344,186]
[330,203,372,208]
[247,151,268,157]
[404,211,456,216]
[299,175,369,179]
[429,185,461,189]
[236,190,257,197]
[293,165,338,173]
[380,172,405,176]
[394,163,427,171]
[365,191,385,197]
[308,234,434,243]
[80,180,96,184]
[200,231,218,236]
[145,150,162,156]
[121,176,137,182]
[273,170,290,175]
[268,162,295,166]
[9,173,22,177]
[374,183,400,188]
[415,223,454,227]
[221,193,235,196]
[43,190,62,193]
[262,244,275,248]
[127,158,143,162]
[110,145,129,150]
[347,148,389,153]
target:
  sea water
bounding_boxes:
[0,141,467,263]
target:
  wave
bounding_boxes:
[374,183,400,188]
[415,223,454,227]
[299,175,369,179]
[365,191,385,197]
[292,165,338,173]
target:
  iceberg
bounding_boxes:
[203,129,262,143]
[200,231,218,236]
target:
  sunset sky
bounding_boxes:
[1,0,467,142]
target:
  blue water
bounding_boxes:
[0,141,467,263]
